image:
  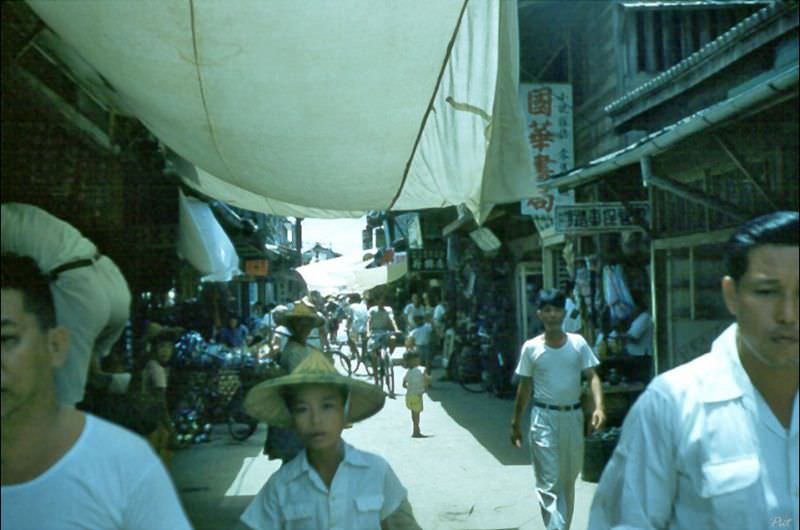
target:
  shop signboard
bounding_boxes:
[554,202,650,234]
[408,247,446,273]
[244,259,269,276]
[519,82,575,241]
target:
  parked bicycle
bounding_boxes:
[448,322,513,396]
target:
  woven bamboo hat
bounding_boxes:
[244,348,385,427]
[272,300,324,327]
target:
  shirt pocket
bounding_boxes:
[353,494,384,529]
[699,455,762,530]
[283,502,315,530]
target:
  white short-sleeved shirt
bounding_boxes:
[404,367,426,395]
[515,332,599,405]
[589,324,799,530]
[348,302,368,333]
[1,203,97,272]
[409,323,432,346]
[142,359,168,393]
[1,414,191,530]
[241,442,407,530]
[368,306,395,332]
[625,311,653,356]
[403,303,424,327]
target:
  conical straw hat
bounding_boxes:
[244,349,385,427]
[272,300,325,327]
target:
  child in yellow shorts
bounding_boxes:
[402,350,430,438]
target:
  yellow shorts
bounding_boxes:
[405,394,423,413]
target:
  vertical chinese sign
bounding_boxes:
[519,83,575,241]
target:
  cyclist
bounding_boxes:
[346,293,369,361]
[366,291,400,393]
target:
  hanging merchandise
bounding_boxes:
[602,264,635,327]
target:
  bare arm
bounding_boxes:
[381,498,421,530]
[585,367,606,431]
[510,376,532,447]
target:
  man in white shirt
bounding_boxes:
[589,211,799,530]
[346,293,369,359]
[511,289,606,530]
[1,254,191,529]
[403,293,424,332]
[1,203,131,406]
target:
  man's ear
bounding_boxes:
[721,276,738,317]
[47,326,70,368]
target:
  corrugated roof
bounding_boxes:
[541,64,798,191]
[605,2,790,114]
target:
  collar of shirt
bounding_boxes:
[286,442,371,493]
[699,324,753,406]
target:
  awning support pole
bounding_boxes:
[639,156,748,222]
[712,134,780,211]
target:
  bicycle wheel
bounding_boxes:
[331,350,352,376]
[456,351,487,394]
[227,387,258,441]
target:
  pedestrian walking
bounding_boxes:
[1,203,132,407]
[241,349,422,529]
[589,211,798,530]
[511,288,606,530]
[402,350,430,438]
[402,293,424,333]
[406,314,434,376]
[262,300,324,464]
[1,254,191,529]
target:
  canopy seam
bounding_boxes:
[386,0,470,211]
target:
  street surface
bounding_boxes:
[171,348,598,530]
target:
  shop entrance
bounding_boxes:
[515,262,543,353]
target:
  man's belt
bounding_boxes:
[532,400,582,411]
[49,253,101,280]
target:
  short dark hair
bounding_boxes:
[537,288,566,310]
[1,254,57,330]
[724,211,799,282]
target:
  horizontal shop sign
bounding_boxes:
[244,259,269,276]
[555,202,650,233]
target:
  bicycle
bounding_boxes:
[348,330,370,375]
[367,331,398,396]
[324,347,353,376]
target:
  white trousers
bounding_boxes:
[52,256,131,405]
[529,407,584,530]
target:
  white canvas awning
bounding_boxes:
[27,0,535,223]
[295,251,407,296]
[177,190,241,282]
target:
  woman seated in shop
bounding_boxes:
[217,314,251,348]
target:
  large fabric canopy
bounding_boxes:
[27,1,534,222]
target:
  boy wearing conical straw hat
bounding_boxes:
[241,349,421,530]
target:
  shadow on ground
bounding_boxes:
[172,425,262,530]
[426,369,530,466]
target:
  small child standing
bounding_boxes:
[241,349,421,529]
[402,350,430,438]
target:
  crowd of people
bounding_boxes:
[2,203,797,530]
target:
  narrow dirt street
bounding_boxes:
[172,351,598,530]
